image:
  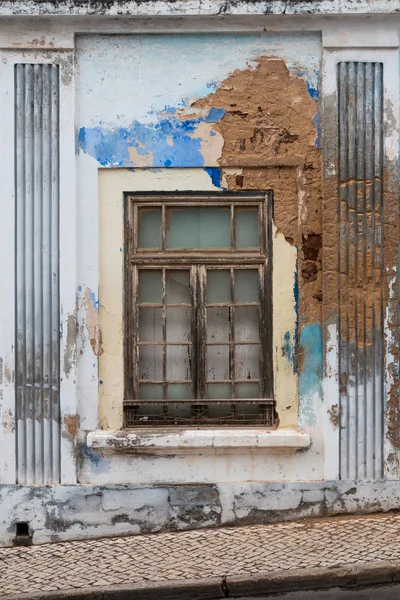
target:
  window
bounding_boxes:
[124,192,274,427]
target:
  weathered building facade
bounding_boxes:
[0,0,399,546]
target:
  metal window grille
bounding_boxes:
[124,192,274,427]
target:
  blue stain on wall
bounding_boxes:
[78,108,225,168]
[283,330,296,367]
[292,267,299,374]
[88,290,99,311]
[306,81,319,99]
[298,323,323,428]
[204,167,221,188]
[295,69,319,100]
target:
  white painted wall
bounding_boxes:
[0,11,399,545]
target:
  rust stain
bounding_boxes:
[63,414,78,440]
[328,404,339,428]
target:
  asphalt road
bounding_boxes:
[236,583,400,599]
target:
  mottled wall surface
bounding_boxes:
[1,13,400,547]
[76,34,323,461]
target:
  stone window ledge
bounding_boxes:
[87,429,311,453]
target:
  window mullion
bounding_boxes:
[190,265,198,401]
[133,265,139,400]
[196,265,206,400]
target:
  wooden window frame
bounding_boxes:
[124,191,274,427]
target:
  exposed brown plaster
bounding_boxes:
[63,414,78,441]
[192,57,322,326]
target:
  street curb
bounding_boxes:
[3,561,400,600]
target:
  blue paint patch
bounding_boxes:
[295,70,319,100]
[204,107,225,122]
[79,107,225,168]
[298,323,323,428]
[306,81,319,99]
[88,291,99,311]
[204,167,221,188]
[313,113,321,148]
[162,105,177,114]
[80,444,102,467]
[282,330,296,367]
[77,285,82,292]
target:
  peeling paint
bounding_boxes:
[282,331,296,365]
[1,408,15,434]
[81,287,103,357]
[78,108,225,168]
[63,414,78,441]
[64,313,77,378]
[204,167,221,188]
[328,404,339,428]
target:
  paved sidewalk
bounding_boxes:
[2,512,400,598]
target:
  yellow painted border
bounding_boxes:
[98,168,298,430]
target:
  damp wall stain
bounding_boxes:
[298,324,323,428]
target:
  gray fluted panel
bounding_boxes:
[338,62,384,481]
[15,64,60,485]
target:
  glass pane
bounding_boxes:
[138,207,162,248]
[207,307,229,343]
[137,404,163,418]
[167,403,191,418]
[235,402,263,417]
[207,345,229,381]
[208,403,232,418]
[166,308,191,342]
[166,207,231,249]
[235,206,259,248]
[207,383,232,399]
[235,345,260,380]
[207,270,231,304]
[139,346,163,380]
[235,382,260,398]
[166,345,191,380]
[234,269,259,303]
[167,383,192,400]
[139,383,163,400]
[234,307,260,342]
[166,270,190,304]
[139,270,162,303]
[139,308,162,342]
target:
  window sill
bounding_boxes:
[86,428,311,454]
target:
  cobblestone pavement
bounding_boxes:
[2,513,400,597]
